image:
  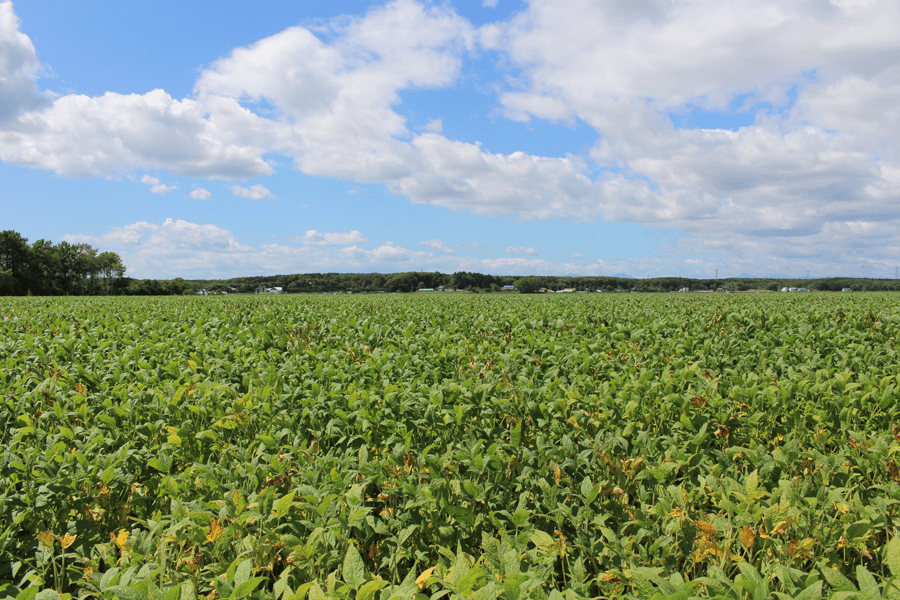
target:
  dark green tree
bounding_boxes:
[513,276,542,293]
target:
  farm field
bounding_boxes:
[3,292,900,600]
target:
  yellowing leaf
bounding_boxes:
[416,567,435,590]
[59,533,77,549]
[553,465,562,485]
[696,521,716,536]
[114,529,129,550]
[37,531,55,548]
[772,520,791,535]
[206,518,223,543]
[740,526,755,550]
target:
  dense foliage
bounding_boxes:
[0,231,126,297]
[180,273,900,295]
[3,293,900,600]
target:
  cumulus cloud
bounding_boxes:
[0,1,49,123]
[67,217,892,280]
[569,252,585,259]
[419,238,454,254]
[140,174,177,194]
[64,218,255,278]
[0,89,275,178]
[190,188,212,200]
[475,0,900,266]
[505,246,540,256]
[68,219,436,278]
[231,183,276,200]
[299,229,369,246]
[454,241,489,252]
[4,0,900,273]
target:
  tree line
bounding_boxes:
[3,229,898,296]
[0,230,126,296]
[188,272,900,295]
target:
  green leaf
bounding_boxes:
[232,577,267,600]
[16,587,39,600]
[307,582,325,600]
[510,509,530,528]
[456,567,486,596]
[445,505,474,527]
[180,582,197,600]
[342,544,366,590]
[818,567,856,592]
[510,422,522,448]
[580,476,593,499]
[745,469,758,498]
[357,580,388,600]
[103,587,145,600]
[856,566,878,593]
[286,582,314,600]
[101,465,117,485]
[233,559,253,587]
[530,531,555,554]
[164,585,181,600]
[846,520,872,541]
[276,491,296,519]
[100,567,122,590]
[148,458,169,473]
[794,581,823,600]
[886,535,900,577]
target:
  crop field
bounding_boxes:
[3,293,900,600]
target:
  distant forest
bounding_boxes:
[4,229,900,296]
[180,272,900,295]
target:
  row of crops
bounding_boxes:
[3,293,900,600]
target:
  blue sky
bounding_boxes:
[1,0,899,279]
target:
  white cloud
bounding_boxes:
[190,187,212,200]
[475,0,900,267]
[230,183,276,200]
[194,0,475,184]
[424,118,443,133]
[299,229,369,246]
[0,89,275,178]
[569,252,585,259]
[505,246,540,256]
[140,174,177,194]
[419,238,454,254]
[4,0,900,274]
[454,241,489,252]
[67,218,898,280]
[0,1,49,123]
[482,0,499,7]
[67,219,433,278]
[64,218,254,278]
